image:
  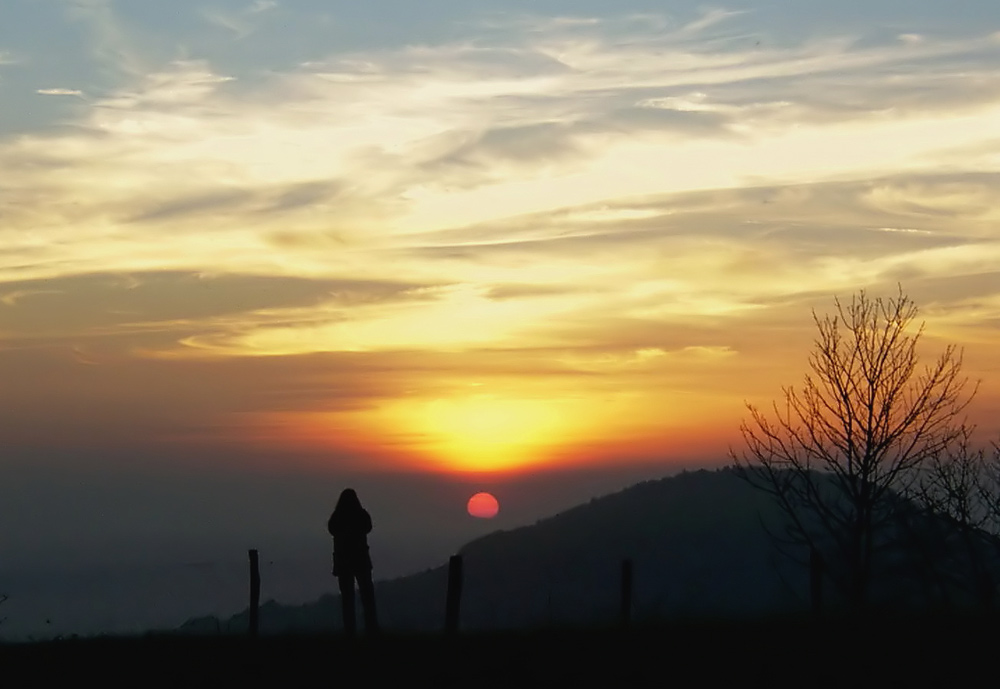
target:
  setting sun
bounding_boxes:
[467,492,500,519]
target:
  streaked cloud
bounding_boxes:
[37,88,85,97]
[0,271,442,342]
[1,3,999,472]
[248,1,277,14]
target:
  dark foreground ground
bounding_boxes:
[2,614,997,688]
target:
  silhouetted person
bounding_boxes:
[327,488,378,637]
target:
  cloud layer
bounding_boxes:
[2,4,999,471]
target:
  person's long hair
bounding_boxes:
[334,488,363,516]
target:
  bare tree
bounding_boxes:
[919,432,989,531]
[977,440,1000,531]
[901,433,992,606]
[911,437,1000,607]
[734,288,975,609]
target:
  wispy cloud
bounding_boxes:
[201,0,281,38]
[247,0,277,14]
[37,88,85,97]
[1,10,999,456]
[64,0,144,74]
[680,7,747,34]
[200,8,253,37]
[3,19,999,292]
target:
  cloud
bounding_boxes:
[0,271,442,347]
[201,0,282,38]
[122,180,346,226]
[247,1,277,14]
[418,107,734,191]
[36,88,85,97]
[64,0,146,76]
[127,188,256,224]
[484,283,588,301]
[0,288,60,306]
[1,15,999,369]
[201,8,253,37]
[382,173,1000,352]
[681,8,747,35]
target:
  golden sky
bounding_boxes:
[2,3,1000,477]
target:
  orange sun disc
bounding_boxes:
[467,492,500,519]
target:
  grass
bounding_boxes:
[1,613,996,687]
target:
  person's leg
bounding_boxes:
[357,570,379,635]
[337,574,356,638]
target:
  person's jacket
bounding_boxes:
[327,508,373,575]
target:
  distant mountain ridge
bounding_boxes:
[179,468,809,634]
[179,465,1000,635]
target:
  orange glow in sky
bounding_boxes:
[2,6,1000,478]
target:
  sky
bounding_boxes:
[2,0,1000,636]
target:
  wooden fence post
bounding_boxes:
[809,547,823,617]
[249,549,261,638]
[620,558,633,628]
[445,554,463,636]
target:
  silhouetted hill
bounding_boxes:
[178,466,1000,635]
[179,468,808,634]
